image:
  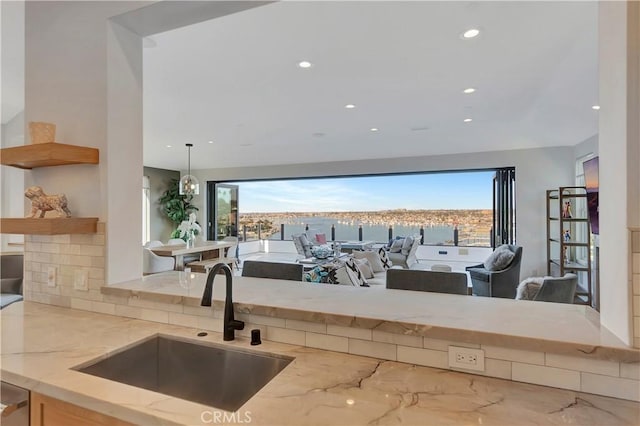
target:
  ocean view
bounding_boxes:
[237,210,492,247]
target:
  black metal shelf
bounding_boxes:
[546,186,593,306]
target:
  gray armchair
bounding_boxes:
[1,253,24,309]
[386,269,468,295]
[533,274,577,304]
[466,245,523,298]
[386,235,421,269]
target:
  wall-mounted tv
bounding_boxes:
[583,156,599,235]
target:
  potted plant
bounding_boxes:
[158,178,199,240]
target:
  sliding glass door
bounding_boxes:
[492,168,516,247]
[208,183,238,240]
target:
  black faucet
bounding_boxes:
[200,263,244,341]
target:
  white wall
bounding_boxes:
[192,146,575,279]
[598,1,639,344]
[24,1,146,283]
[1,112,26,251]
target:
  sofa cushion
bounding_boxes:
[378,248,392,269]
[467,267,491,282]
[344,258,369,286]
[389,238,404,253]
[353,250,385,273]
[483,244,515,271]
[354,258,374,279]
[401,236,414,255]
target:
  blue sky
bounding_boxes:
[230,171,494,213]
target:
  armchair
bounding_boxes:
[533,274,577,304]
[386,235,420,269]
[466,245,523,298]
[1,253,24,309]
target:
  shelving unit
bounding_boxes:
[0,142,99,169]
[0,142,100,235]
[546,186,593,305]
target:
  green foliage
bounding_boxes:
[158,178,198,226]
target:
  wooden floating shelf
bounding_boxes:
[0,218,99,235]
[0,142,99,169]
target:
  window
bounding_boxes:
[209,169,512,247]
[574,154,593,264]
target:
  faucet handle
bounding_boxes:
[228,319,245,331]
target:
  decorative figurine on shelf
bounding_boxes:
[563,246,570,265]
[562,200,572,218]
[563,229,571,242]
[28,121,56,144]
[24,186,72,218]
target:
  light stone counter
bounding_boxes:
[1,302,639,426]
[103,272,639,362]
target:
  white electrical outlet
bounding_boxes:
[448,346,485,372]
[47,266,57,287]
[74,269,89,291]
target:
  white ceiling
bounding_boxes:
[143,1,598,172]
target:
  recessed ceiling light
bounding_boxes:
[166,145,172,148]
[370,128,379,132]
[592,105,600,110]
[345,104,356,109]
[208,140,214,144]
[464,118,473,123]
[298,61,313,68]
[463,88,476,94]
[462,28,480,39]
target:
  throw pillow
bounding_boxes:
[401,236,414,255]
[354,258,374,279]
[344,257,369,287]
[389,238,404,253]
[483,244,515,271]
[304,266,327,283]
[515,277,545,300]
[378,248,393,269]
[353,250,385,273]
[315,233,327,244]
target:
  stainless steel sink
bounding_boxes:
[75,335,293,411]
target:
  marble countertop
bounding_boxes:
[2,302,639,426]
[104,272,639,361]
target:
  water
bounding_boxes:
[266,216,455,244]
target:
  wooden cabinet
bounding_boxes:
[30,392,133,426]
[546,186,593,305]
[0,142,100,235]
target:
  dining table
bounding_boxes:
[150,240,234,271]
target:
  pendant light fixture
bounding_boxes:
[179,143,200,196]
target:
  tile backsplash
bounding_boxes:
[23,223,106,307]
